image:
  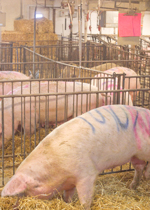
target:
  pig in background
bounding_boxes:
[0,71,32,98]
[0,81,103,148]
[91,66,140,103]
[91,63,119,71]
[59,63,118,79]
[2,105,150,210]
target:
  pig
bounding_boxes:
[91,67,140,102]
[100,80,133,106]
[0,71,31,97]
[0,81,103,148]
[2,104,150,210]
[60,63,118,79]
[91,63,119,71]
[0,71,30,80]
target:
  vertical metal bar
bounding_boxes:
[12,97,15,174]
[20,0,23,18]
[79,1,82,70]
[39,81,41,143]
[45,95,48,136]
[16,47,19,72]
[76,94,78,117]
[64,81,67,122]
[34,96,37,148]
[23,97,26,159]
[0,27,1,70]
[21,81,23,153]
[81,81,83,115]
[33,5,37,78]
[113,73,116,104]
[2,96,4,185]
[56,81,58,127]
[73,81,75,118]
[117,75,121,104]
[30,81,32,151]
[23,47,26,74]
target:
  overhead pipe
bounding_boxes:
[68,3,73,41]
[79,0,82,70]
[33,2,37,78]
[84,1,89,43]
[20,0,23,18]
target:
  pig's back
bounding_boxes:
[39,105,150,168]
[18,105,150,176]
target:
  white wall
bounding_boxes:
[0,0,150,36]
[142,12,150,35]
[0,0,55,31]
[1,0,20,31]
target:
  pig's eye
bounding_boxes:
[34,185,40,188]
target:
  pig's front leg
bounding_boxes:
[76,174,97,210]
[130,156,146,190]
[63,187,76,203]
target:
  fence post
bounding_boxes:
[23,46,26,74]
[86,41,90,67]
[61,36,63,60]
[10,42,13,64]
[117,74,121,104]
[103,44,106,60]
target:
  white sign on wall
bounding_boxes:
[105,11,118,28]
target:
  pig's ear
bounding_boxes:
[1,175,27,197]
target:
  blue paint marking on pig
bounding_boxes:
[133,111,139,128]
[103,106,129,131]
[78,116,95,134]
[78,106,129,134]
[88,109,105,124]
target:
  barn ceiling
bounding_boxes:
[82,0,150,11]
[36,0,150,11]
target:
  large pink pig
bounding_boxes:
[91,67,140,102]
[2,105,150,210]
[0,71,31,97]
[0,81,103,147]
[92,73,133,106]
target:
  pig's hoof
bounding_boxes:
[129,182,137,190]
[143,172,150,180]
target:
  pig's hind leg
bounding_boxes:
[143,162,150,180]
[130,156,147,190]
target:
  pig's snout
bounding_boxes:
[1,175,27,197]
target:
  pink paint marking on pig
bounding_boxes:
[2,105,150,210]
[96,77,132,106]
[91,67,140,102]
[126,107,150,150]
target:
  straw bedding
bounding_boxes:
[0,128,150,209]
[0,172,150,209]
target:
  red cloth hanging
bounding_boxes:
[118,13,141,37]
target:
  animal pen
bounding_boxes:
[0,40,150,209]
